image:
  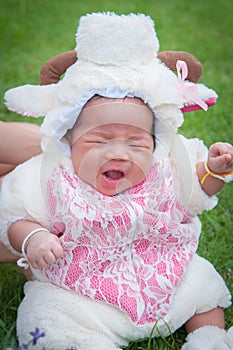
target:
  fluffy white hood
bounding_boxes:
[4,13,217,152]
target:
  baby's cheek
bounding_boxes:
[138,152,153,174]
[132,163,150,184]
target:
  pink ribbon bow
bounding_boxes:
[176,60,208,111]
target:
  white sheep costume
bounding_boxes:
[1,12,232,350]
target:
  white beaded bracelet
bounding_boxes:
[201,161,233,184]
[17,228,49,269]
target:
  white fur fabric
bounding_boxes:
[4,13,217,151]
[16,255,231,350]
[182,326,233,350]
[76,13,160,65]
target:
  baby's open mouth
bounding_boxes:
[103,170,124,180]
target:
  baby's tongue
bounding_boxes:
[105,171,123,180]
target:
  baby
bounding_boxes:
[1,13,233,350]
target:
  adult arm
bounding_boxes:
[0,121,41,165]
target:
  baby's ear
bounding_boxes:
[158,51,203,83]
[4,84,58,117]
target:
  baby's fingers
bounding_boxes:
[209,146,233,173]
[52,242,63,260]
[30,252,58,269]
[28,245,63,269]
[220,153,233,172]
[44,250,60,265]
[29,257,46,270]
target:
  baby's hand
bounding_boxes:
[207,142,233,174]
[25,231,63,269]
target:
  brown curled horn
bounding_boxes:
[39,50,77,85]
[157,51,203,83]
[39,50,202,85]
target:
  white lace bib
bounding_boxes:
[42,158,199,325]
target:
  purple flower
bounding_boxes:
[29,327,45,345]
[19,327,45,349]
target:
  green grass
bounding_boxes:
[0,0,232,349]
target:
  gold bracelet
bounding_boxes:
[201,162,233,184]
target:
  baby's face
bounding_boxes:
[71,98,154,196]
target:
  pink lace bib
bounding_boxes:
[44,158,199,325]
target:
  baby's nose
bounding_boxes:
[104,143,130,161]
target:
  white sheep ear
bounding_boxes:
[4,84,57,117]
